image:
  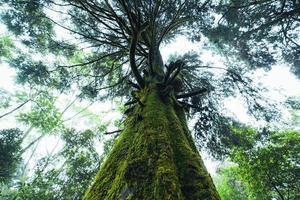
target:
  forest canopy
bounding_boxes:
[0,0,299,200]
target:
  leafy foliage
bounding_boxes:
[0,0,289,167]
[0,128,115,200]
[0,128,23,184]
[0,36,14,61]
[17,92,63,132]
[226,129,300,200]
[167,51,279,158]
[0,86,118,199]
[215,166,249,200]
[9,54,52,86]
[0,0,213,100]
[210,0,300,77]
[0,89,11,109]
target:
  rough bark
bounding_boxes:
[84,85,220,200]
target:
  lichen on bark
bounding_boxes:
[84,85,220,200]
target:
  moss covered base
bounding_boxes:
[84,86,220,200]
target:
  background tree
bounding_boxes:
[0,128,115,200]
[214,166,249,200]
[0,43,115,199]
[0,82,116,199]
[215,126,300,200]
[210,0,300,77]
[0,129,23,184]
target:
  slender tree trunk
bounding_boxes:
[84,85,220,200]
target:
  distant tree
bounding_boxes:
[0,128,23,184]
[218,127,300,200]
[0,86,115,199]
[0,89,11,110]
[0,129,114,200]
[215,166,249,200]
[285,96,300,129]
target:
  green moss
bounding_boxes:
[84,85,220,200]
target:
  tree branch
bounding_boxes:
[51,51,123,71]
[177,100,200,109]
[20,134,44,155]
[176,88,208,99]
[129,31,146,88]
[266,172,285,200]
[166,60,184,85]
[124,100,137,106]
[128,79,141,90]
[0,99,31,119]
[104,129,122,135]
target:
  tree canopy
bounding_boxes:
[0,0,287,158]
[0,0,299,199]
[210,0,300,76]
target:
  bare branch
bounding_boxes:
[0,99,31,119]
[20,134,44,155]
[51,51,124,71]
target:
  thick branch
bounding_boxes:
[165,60,184,85]
[164,60,184,84]
[177,101,200,109]
[104,130,122,135]
[130,32,145,88]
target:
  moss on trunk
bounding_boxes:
[84,85,220,200]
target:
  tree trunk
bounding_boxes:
[84,85,220,200]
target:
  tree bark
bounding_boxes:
[84,85,220,200]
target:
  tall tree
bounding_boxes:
[0,0,285,199]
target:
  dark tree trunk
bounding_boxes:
[84,84,220,200]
